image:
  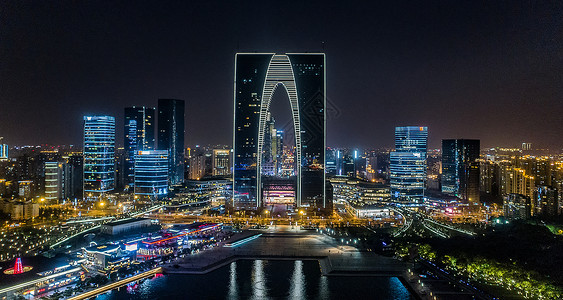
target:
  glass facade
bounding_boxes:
[158,99,185,185]
[124,106,155,187]
[83,116,115,198]
[0,144,7,160]
[134,150,168,199]
[390,126,427,204]
[233,53,326,209]
[441,139,480,204]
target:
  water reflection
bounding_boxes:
[251,260,267,300]
[318,274,329,300]
[95,260,410,300]
[228,261,238,299]
[289,260,305,299]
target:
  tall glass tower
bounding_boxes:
[233,53,326,209]
[390,126,428,204]
[124,107,155,187]
[0,138,7,160]
[83,116,115,199]
[134,150,168,199]
[158,99,185,185]
[442,139,480,204]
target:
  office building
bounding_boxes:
[233,53,326,209]
[134,150,168,199]
[64,152,83,199]
[0,139,7,161]
[441,139,480,204]
[124,107,155,187]
[390,126,428,204]
[83,116,115,199]
[212,149,231,176]
[158,99,185,185]
[44,161,61,203]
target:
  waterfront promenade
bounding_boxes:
[163,225,408,276]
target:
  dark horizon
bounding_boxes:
[1,1,562,150]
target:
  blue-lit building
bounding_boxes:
[326,148,337,175]
[83,116,115,199]
[0,143,7,160]
[158,99,185,186]
[390,126,428,204]
[124,106,155,188]
[134,150,168,199]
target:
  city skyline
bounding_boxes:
[1,1,563,149]
[1,2,563,300]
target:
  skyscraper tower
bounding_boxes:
[0,137,7,161]
[233,53,326,209]
[390,126,428,204]
[442,139,480,204]
[124,106,155,187]
[158,99,185,185]
[83,116,115,199]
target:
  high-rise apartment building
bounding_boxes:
[441,139,480,204]
[535,185,558,217]
[124,107,155,187]
[390,126,428,204]
[503,193,531,220]
[158,99,185,185]
[188,155,206,180]
[83,116,115,199]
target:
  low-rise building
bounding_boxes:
[81,243,132,271]
[0,199,39,220]
[100,218,152,235]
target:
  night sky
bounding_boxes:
[1,1,562,149]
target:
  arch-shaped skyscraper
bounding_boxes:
[233,53,326,209]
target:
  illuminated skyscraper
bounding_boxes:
[124,106,155,187]
[441,139,480,204]
[233,53,326,209]
[390,126,428,204]
[158,99,185,185]
[44,161,61,203]
[134,150,168,199]
[0,137,7,161]
[212,149,231,176]
[83,116,115,199]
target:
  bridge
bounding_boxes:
[66,267,163,300]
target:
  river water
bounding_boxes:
[96,260,412,299]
